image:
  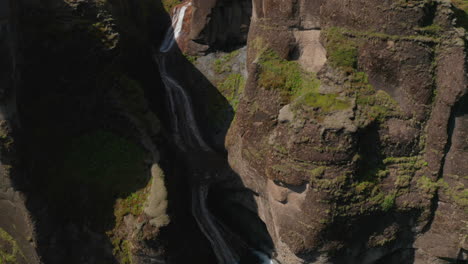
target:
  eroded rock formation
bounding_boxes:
[223,0,468,263]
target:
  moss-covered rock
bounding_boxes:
[0,228,23,264]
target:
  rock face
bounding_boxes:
[0,0,40,263]
[1,0,173,263]
[225,0,468,263]
[172,0,252,54]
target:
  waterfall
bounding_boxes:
[157,1,211,152]
[156,3,273,264]
[253,251,275,264]
[157,2,238,264]
[157,56,211,151]
[192,185,239,264]
[159,2,190,53]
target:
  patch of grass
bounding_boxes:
[257,49,304,95]
[452,0,468,29]
[114,184,151,226]
[295,93,349,113]
[309,166,326,180]
[453,0,468,11]
[214,50,241,74]
[90,21,119,49]
[162,0,182,12]
[323,27,358,70]
[438,179,468,209]
[383,156,419,165]
[218,73,246,110]
[184,54,198,64]
[381,194,396,211]
[257,49,349,112]
[416,24,442,36]
[348,72,401,123]
[354,181,376,194]
[111,238,133,264]
[417,176,440,194]
[0,228,23,263]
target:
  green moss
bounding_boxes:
[295,93,349,113]
[184,54,199,64]
[271,164,293,174]
[395,174,412,188]
[452,0,468,30]
[309,166,326,179]
[0,228,23,264]
[355,181,376,194]
[357,158,388,183]
[381,194,396,211]
[162,0,182,12]
[438,179,468,209]
[218,73,246,110]
[114,185,151,226]
[452,189,468,208]
[257,49,349,113]
[383,156,419,165]
[323,27,358,69]
[111,238,133,264]
[257,49,304,95]
[311,174,349,192]
[214,50,241,74]
[90,21,119,49]
[416,24,442,36]
[349,72,401,123]
[0,121,9,140]
[417,176,439,194]
[273,144,288,154]
[323,26,439,73]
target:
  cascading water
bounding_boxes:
[157,3,238,264]
[156,3,275,264]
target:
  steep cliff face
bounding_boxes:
[0,0,40,263]
[224,0,468,263]
[8,0,174,263]
[167,0,252,54]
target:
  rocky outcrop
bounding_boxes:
[226,0,468,263]
[170,0,252,54]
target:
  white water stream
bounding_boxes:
[157,3,274,264]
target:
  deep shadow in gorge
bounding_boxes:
[10,0,274,263]
[151,2,274,262]
[12,0,167,263]
[150,1,273,263]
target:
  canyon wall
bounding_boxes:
[0,0,40,262]
[222,0,468,263]
[1,0,175,263]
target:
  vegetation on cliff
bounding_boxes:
[255,44,350,113]
[162,0,182,12]
[0,228,23,264]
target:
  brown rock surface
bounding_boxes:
[225,0,468,263]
